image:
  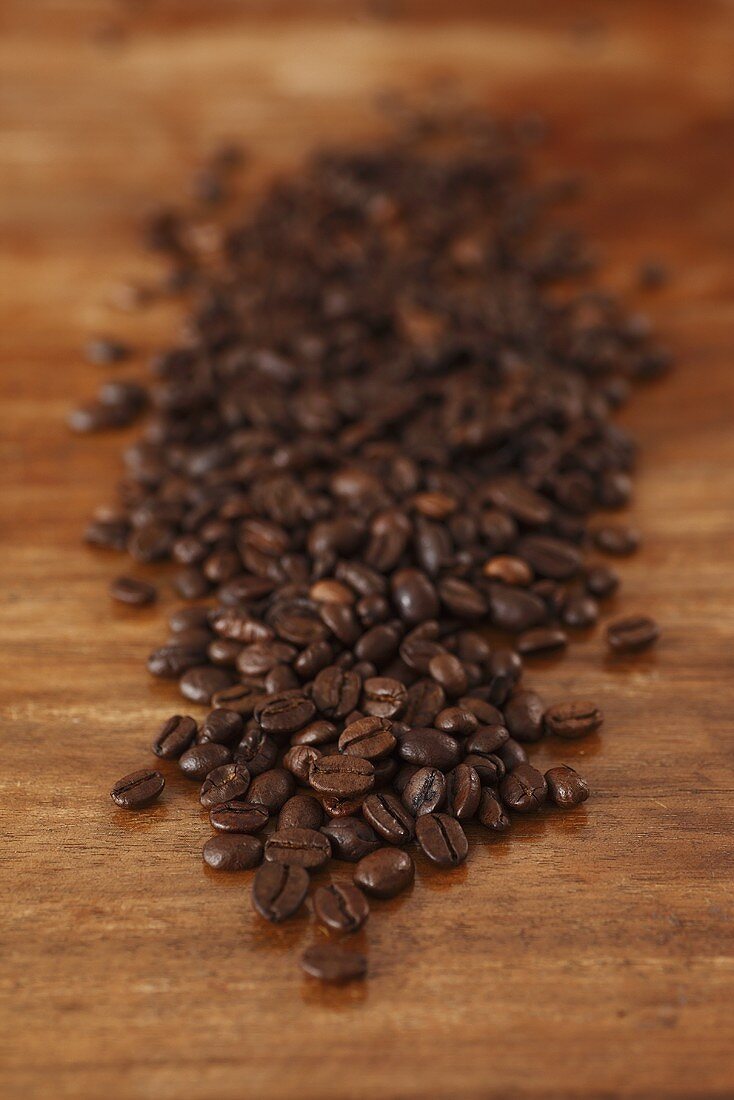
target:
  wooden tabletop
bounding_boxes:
[2,2,734,1097]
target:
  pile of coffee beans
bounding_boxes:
[88,106,664,982]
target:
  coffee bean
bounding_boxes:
[301,943,367,982]
[486,478,552,526]
[312,667,362,719]
[487,584,548,633]
[463,751,505,786]
[594,524,641,556]
[544,699,604,738]
[546,765,590,807]
[203,834,263,871]
[458,697,504,726]
[109,576,157,606]
[199,708,244,745]
[200,763,250,808]
[179,742,231,780]
[152,714,197,759]
[397,728,461,771]
[179,666,236,705]
[264,827,331,868]
[516,535,582,580]
[338,716,396,761]
[252,861,309,922]
[234,727,278,775]
[353,848,415,898]
[402,767,446,817]
[465,725,509,756]
[391,568,439,624]
[278,794,324,831]
[110,768,164,809]
[482,555,533,586]
[291,719,339,746]
[585,564,620,598]
[606,615,659,653]
[210,800,269,834]
[361,676,407,719]
[477,788,511,833]
[496,737,528,771]
[438,577,487,618]
[500,764,548,812]
[283,745,321,785]
[247,768,295,812]
[561,591,599,628]
[321,816,380,862]
[362,791,415,844]
[313,883,369,933]
[147,644,208,679]
[211,683,265,716]
[503,690,545,742]
[403,680,446,726]
[309,755,375,799]
[428,653,468,697]
[516,627,568,656]
[255,691,316,734]
[434,706,478,736]
[415,813,468,867]
[444,763,481,820]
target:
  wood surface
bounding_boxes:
[2,2,734,1097]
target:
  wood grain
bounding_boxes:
[1,2,733,1097]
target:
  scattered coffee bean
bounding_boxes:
[477,789,511,833]
[179,742,231,780]
[321,816,381,862]
[301,943,367,983]
[503,691,545,742]
[200,763,250,808]
[109,576,157,606]
[516,627,568,657]
[152,714,197,759]
[594,524,641,556]
[209,801,269,834]
[278,794,324,831]
[110,768,164,809]
[313,883,369,933]
[338,716,396,760]
[252,861,309,923]
[544,699,604,738]
[445,763,482,820]
[247,768,295,812]
[415,813,469,867]
[354,848,415,898]
[309,755,375,799]
[606,615,660,653]
[362,792,415,844]
[546,765,590,807]
[402,767,446,817]
[203,833,263,871]
[264,827,331,868]
[500,764,548,813]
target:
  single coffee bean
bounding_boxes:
[415,812,468,867]
[458,696,504,726]
[466,724,509,756]
[561,591,599,628]
[428,653,468,697]
[361,676,407,719]
[402,767,446,817]
[179,742,231,780]
[463,751,505,786]
[110,768,164,809]
[516,535,582,580]
[594,524,641,556]
[496,737,528,771]
[503,690,545,742]
[209,800,269,833]
[544,699,604,738]
[606,615,659,653]
[320,793,367,818]
[147,644,208,679]
[309,755,375,798]
[200,763,251,808]
[109,576,157,607]
[321,816,380,862]
[482,555,533,586]
[264,827,331,868]
[283,744,322,785]
[152,714,197,759]
[338,716,396,760]
[403,679,446,726]
[445,764,481,820]
[256,691,316,734]
[362,792,415,844]
[353,847,415,898]
[585,564,620,598]
[487,583,548,633]
[500,764,548,812]
[291,719,338,746]
[434,706,478,736]
[247,768,295,812]
[203,833,263,871]
[278,794,324,831]
[234,727,278,776]
[179,666,236,705]
[477,788,511,833]
[313,883,369,933]
[301,943,367,983]
[312,666,362,719]
[486,477,552,526]
[391,568,439,624]
[516,627,568,656]
[252,861,309,922]
[546,765,590,807]
[397,728,461,771]
[210,683,265,716]
[199,707,244,745]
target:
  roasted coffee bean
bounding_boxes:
[606,615,660,653]
[373,757,398,786]
[320,794,367,818]
[278,794,324,831]
[516,535,583,580]
[110,768,164,809]
[544,699,604,738]
[362,792,415,844]
[309,755,375,799]
[338,716,396,761]
[516,627,568,656]
[147,644,208,679]
[168,606,211,633]
[203,833,263,871]
[109,576,157,606]
[301,943,367,983]
[485,649,523,706]
[463,752,505,786]
[152,714,197,759]
[434,706,478,737]
[252,861,309,922]
[179,742,231,780]
[438,577,487,618]
[500,764,548,812]
[445,764,481,820]
[179,665,236,705]
[211,683,265,716]
[247,768,295,812]
[356,623,402,666]
[353,847,415,899]
[200,763,250,808]
[236,641,297,676]
[585,564,620,598]
[503,690,545,742]
[466,724,509,756]
[209,800,269,834]
[546,765,590,807]
[199,708,244,745]
[487,584,548,633]
[416,813,468,867]
[208,638,243,667]
[264,827,331,868]
[361,676,407,719]
[312,667,362,719]
[486,478,552,526]
[283,745,321,785]
[496,737,528,771]
[321,816,381,862]
[594,524,641,556]
[313,883,369,933]
[291,719,339,746]
[234,727,278,775]
[391,568,439,624]
[256,691,316,734]
[402,767,446,817]
[482,555,533,586]
[561,591,599,628]
[403,679,446,726]
[477,788,511,833]
[397,728,461,771]
[428,653,468,697]
[458,696,504,726]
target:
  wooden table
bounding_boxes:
[2,2,733,1097]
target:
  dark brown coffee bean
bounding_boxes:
[546,765,590,807]
[321,816,380,862]
[320,793,366,818]
[361,676,407,719]
[544,699,604,738]
[496,737,528,771]
[234,727,278,775]
[482,555,533,586]
[516,535,582,580]
[438,577,487,618]
[252,861,309,922]
[301,943,367,982]
[311,666,362,719]
[309,755,375,798]
[283,745,322,785]
[110,768,164,809]
[209,800,269,833]
[338,716,396,761]
[594,524,641,556]
[585,564,620,598]
[445,764,481,820]
[203,833,263,871]
[606,615,659,653]
[458,696,504,726]
[503,690,545,742]
[353,847,414,898]
[561,591,599,628]
[255,691,316,734]
[403,680,446,726]
[247,768,295,812]
[179,666,236,705]
[211,683,265,716]
[362,792,415,844]
[179,742,231,780]
[264,827,331,868]
[463,751,505,786]
[152,714,197,759]
[200,763,250,808]
[391,568,439,624]
[199,708,244,745]
[516,627,568,656]
[500,764,548,812]
[477,788,511,833]
[236,641,297,676]
[147,644,208,679]
[415,812,468,867]
[109,576,157,606]
[486,478,552,526]
[402,767,445,817]
[487,584,548,633]
[291,719,339,747]
[434,706,478,736]
[397,728,461,771]
[428,653,468,697]
[465,724,509,756]
[278,794,324,831]
[313,883,369,933]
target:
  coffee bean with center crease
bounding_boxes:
[264,827,331,868]
[586,564,619,598]
[544,699,604,738]
[255,690,316,734]
[517,627,568,656]
[416,813,469,867]
[362,792,415,843]
[321,816,381,862]
[234,727,278,775]
[209,800,269,833]
[391,568,439,624]
[516,535,583,580]
[477,788,511,833]
[434,706,478,736]
[301,943,367,983]
[463,751,505,786]
[147,644,208,679]
[291,719,338,746]
[179,666,236,705]
[338,716,396,761]
[282,744,321,785]
[486,478,552,526]
[361,676,407,719]
[311,667,362,720]
[503,690,545,742]
[110,768,164,809]
[397,728,462,771]
[313,883,369,933]
[179,742,231,780]
[200,763,250,808]
[606,615,659,653]
[402,767,446,817]
[309,755,375,799]
[203,833,263,871]
[500,764,548,812]
[445,763,481,820]
[152,714,197,759]
[252,861,309,922]
[487,584,548,633]
[247,768,295,812]
[199,708,244,745]
[403,680,446,726]
[109,576,157,607]
[546,765,590,807]
[466,724,509,756]
[353,847,415,898]
[278,794,324,831]
[594,524,641,556]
